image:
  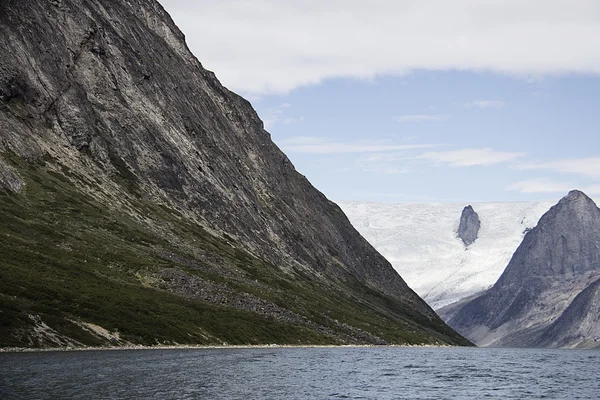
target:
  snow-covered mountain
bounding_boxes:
[338,201,555,309]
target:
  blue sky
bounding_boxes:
[163,1,600,203]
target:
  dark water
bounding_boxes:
[1,347,599,399]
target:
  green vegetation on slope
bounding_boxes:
[0,154,469,348]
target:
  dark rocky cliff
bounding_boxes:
[457,205,480,246]
[444,190,600,348]
[0,0,469,347]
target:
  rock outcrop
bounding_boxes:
[0,157,23,192]
[443,190,600,348]
[0,0,469,347]
[457,205,480,246]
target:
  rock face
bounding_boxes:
[535,277,600,348]
[0,0,469,347]
[442,190,600,348]
[0,158,23,192]
[457,205,480,246]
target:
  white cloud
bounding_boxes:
[507,178,574,193]
[164,1,600,94]
[461,100,505,109]
[419,148,526,167]
[394,114,449,122]
[366,167,409,175]
[355,153,412,174]
[507,178,600,196]
[276,137,438,154]
[582,185,600,195]
[348,191,410,199]
[282,116,305,125]
[261,103,303,129]
[516,157,600,179]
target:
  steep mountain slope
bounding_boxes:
[339,201,553,309]
[535,277,600,348]
[442,191,600,348]
[0,0,469,347]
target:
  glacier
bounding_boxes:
[339,201,555,309]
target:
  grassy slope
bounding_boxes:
[0,154,469,348]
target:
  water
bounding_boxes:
[1,347,599,399]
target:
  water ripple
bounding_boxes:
[1,347,599,399]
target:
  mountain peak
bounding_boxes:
[537,190,599,228]
[457,205,480,246]
[562,189,596,205]
[446,190,600,348]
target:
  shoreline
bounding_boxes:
[0,343,454,354]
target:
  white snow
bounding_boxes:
[338,201,555,309]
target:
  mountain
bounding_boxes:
[339,201,553,309]
[535,277,600,348]
[441,191,600,348]
[0,0,469,348]
[457,205,480,246]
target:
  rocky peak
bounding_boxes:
[0,157,24,193]
[565,189,591,201]
[457,205,480,246]
[523,190,600,261]
[554,189,598,214]
[495,189,600,291]
[446,190,600,347]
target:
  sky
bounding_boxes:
[161,0,600,203]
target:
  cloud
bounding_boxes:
[460,100,505,109]
[419,148,526,167]
[507,178,574,193]
[516,157,600,179]
[394,114,449,122]
[277,137,438,154]
[366,167,409,175]
[355,153,411,174]
[582,185,600,195]
[509,156,600,196]
[282,116,305,125]
[261,103,303,129]
[164,1,600,94]
[507,179,600,195]
[348,191,410,199]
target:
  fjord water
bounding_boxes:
[1,347,598,399]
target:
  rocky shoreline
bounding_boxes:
[0,343,452,353]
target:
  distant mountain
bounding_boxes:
[457,205,480,246]
[441,191,600,348]
[0,0,469,348]
[339,201,553,309]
